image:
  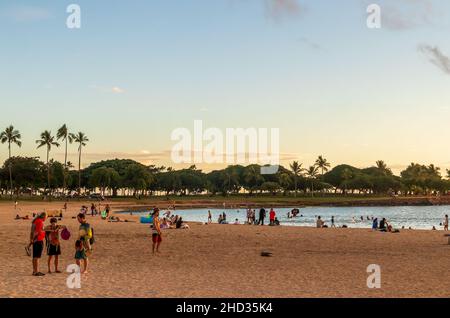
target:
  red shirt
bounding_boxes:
[269,211,276,220]
[33,218,46,242]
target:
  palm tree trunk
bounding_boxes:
[47,148,50,193]
[8,142,13,197]
[294,175,297,197]
[63,137,67,194]
[78,145,82,195]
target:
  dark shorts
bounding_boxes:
[47,244,61,256]
[75,249,87,260]
[152,233,162,243]
[33,241,44,258]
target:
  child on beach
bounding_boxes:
[74,240,87,273]
[44,217,67,273]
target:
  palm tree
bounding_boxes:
[57,124,73,194]
[36,131,60,192]
[0,126,22,196]
[289,161,303,196]
[376,160,392,175]
[315,155,331,176]
[305,165,319,197]
[70,132,89,195]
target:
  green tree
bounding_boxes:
[0,125,22,196]
[289,161,303,196]
[70,132,89,195]
[36,130,60,192]
[90,167,120,195]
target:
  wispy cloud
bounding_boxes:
[90,85,126,94]
[298,37,325,51]
[1,5,52,22]
[418,44,450,75]
[111,86,125,94]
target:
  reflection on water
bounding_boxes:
[120,206,449,230]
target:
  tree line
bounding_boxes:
[1,125,450,198]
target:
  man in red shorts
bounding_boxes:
[30,212,47,276]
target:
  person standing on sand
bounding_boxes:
[258,208,266,225]
[269,208,276,226]
[29,212,47,276]
[331,216,336,228]
[152,208,162,254]
[444,215,448,231]
[208,210,212,224]
[44,218,66,274]
[77,213,92,274]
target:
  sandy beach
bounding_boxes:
[1,200,449,298]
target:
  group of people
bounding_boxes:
[208,208,280,226]
[27,212,94,276]
[78,203,110,218]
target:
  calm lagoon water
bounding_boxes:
[122,206,450,230]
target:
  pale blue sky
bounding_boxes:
[1,0,450,173]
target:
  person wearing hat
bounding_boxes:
[152,208,162,254]
[29,212,47,276]
[44,218,67,274]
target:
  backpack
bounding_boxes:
[89,227,95,245]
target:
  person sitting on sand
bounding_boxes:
[44,217,66,274]
[175,217,190,229]
[274,217,280,226]
[160,218,170,229]
[15,214,30,220]
[379,218,388,231]
[316,216,325,228]
[234,218,240,225]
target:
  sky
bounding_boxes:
[0,0,450,175]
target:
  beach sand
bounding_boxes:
[0,201,449,298]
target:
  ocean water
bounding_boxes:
[120,206,450,230]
